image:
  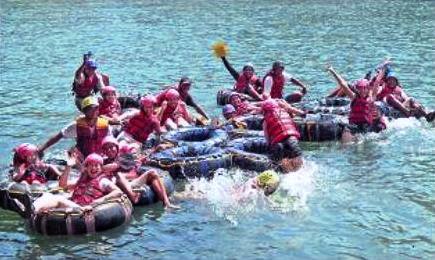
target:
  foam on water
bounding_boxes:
[176,160,317,224]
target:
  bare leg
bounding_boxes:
[33,193,80,213]
[132,170,173,208]
[115,172,139,204]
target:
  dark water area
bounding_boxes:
[1,0,434,258]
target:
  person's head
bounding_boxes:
[385,72,399,89]
[222,104,236,120]
[242,63,254,79]
[140,95,157,115]
[81,96,99,119]
[165,89,180,107]
[178,77,192,94]
[256,170,280,196]
[101,86,117,103]
[261,98,279,114]
[83,153,103,178]
[102,136,119,160]
[354,79,370,97]
[13,143,38,167]
[272,60,285,74]
[84,59,98,76]
[229,93,242,107]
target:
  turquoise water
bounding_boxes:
[1,0,434,258]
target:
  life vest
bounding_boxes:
[71,174,106,206]
[124,111,159,143]
[349,96,374,125]
[76,116,109,157]
[234,74,259,94]
[264,109,300,145]
[377,85,405,102]
[263,71,285,99]
[160,103,178,126]
[21,164,48,184]
[99,99,121,118]
[73,75,99,98]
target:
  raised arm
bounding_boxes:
[326,66,355,99]
[221,57,240,81]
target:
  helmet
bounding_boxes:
[165,89,180,100]
[242,63,254,72]
[222,104,236,115]
[85,59,98,69]
[101,85,116,95]
[272,61,285,70]
[262,99,279,112]
[84,153,103,165]
[257,170,280,195]
[14,143,38,160]
[140,95,157,108]
[354,79,370,91]
[102,136,119,149]
[81,96,99,110]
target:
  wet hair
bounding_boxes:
[179,76,192,86]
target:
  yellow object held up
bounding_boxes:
[212,41,229,58]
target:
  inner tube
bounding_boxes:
[225,137,273,172]
[29,195,133,235]
[134,166,175,206]
[216,89,255,106]
[118,96,140,110]
[374,101,405,119]
[148,146,232,179]
[319,97,351,107]
[294,114,346,142]
[311,105,350,115]
[162,127,228,147]
[0,180,59,213]
[225,115,264,139]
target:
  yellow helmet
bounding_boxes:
[257,170,280,196]
[81,96,99,110]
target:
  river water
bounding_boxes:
[1,0,434,259]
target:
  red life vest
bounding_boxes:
[76,116,109,157]
[124,111,159,143]
[74,75,99,98]
[349,96,374,125]
[99,99,121,118]
[21,164,48,184]
[71,174,106,206]
[377,85,404,102]
[264,109,300,145]
[160,103,178,126]
[263,71,285,99]
[234,74,259,94]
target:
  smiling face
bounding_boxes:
[102,143,118,160]
[85,161,102,179]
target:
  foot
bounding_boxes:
[11,193,33,219]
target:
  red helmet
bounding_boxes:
[84,153,103,165]
[165,89,180,100]
[140,95,157,108]
[101,85,117,95]
[14,143,38,160]
[102,136,119,149]
[262,99,279,112]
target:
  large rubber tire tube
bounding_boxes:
[29,195,133,235]
[162,127,228,148]
[225,137,273,172]
[148,146,232,179]
[294,114,346,142]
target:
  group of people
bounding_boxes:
[8,51,435,218]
